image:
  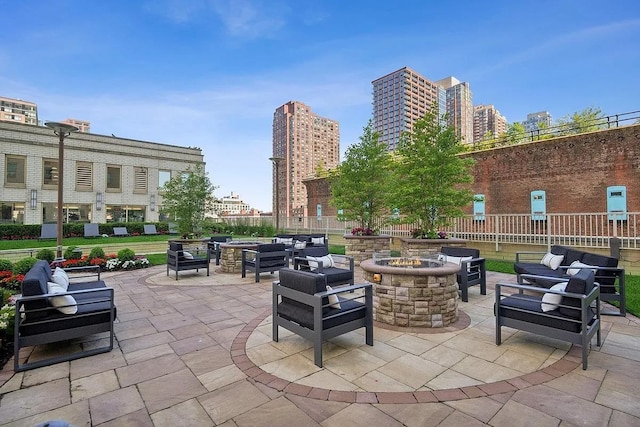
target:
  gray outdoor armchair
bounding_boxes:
[495,268,601,370]
[272,268,373,367]
[241,243,289,282]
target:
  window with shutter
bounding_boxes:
[76,162,93,191]
[134,167,148,194]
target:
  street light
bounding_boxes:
[45,121,79,260]
[269,156,285,233]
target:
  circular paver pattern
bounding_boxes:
[231,309,583,404]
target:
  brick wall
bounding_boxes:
[305,124,640,218]
[304,176,337,217]
[466,125,640,214]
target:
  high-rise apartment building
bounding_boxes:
[63,118,91,133]
[523,111,552,133]
[473,104,508,143]
[372,67,445,150]
[272,101,340,218]
[436,77,474,145]
[0,96,38,125]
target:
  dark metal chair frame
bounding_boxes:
[272,268,373,367]
[166,242,210,280]
[241,243,289,282]
[440,246,487,302]
[495,273,601,370]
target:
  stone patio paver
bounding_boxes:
[1,266,640,426]
[88,385,145,425]
[137,368,208,413]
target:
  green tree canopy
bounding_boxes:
[391,110,475,238]
[159,163,216,237]
[556,107,605,135]
[500,122,527,146]
[329,121,393,232]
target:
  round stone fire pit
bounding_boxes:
[360,255,459,328]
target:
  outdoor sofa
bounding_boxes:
[15,260,116,372]
[514,245,625,315]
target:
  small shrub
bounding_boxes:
[13,257,38,275]
[36,248,56,263]
[0,259,12,272]
[117,248,135,262]
[89,247,105,260]
[64,246,83,260]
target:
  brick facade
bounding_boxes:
[466,125,640,215]
[305,125,640,216]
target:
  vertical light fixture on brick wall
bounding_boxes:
[96,192,102,211]
[150,194,156,211]
[45,121,79,260]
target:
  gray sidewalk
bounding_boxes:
[1,266,639,426]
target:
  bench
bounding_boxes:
[15,260,116,372]
[514,245,625,316]
[167,242,210,280]
[495,268,601,370]
[113,227,129,237]
[143,224,158,235]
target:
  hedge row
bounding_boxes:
[0,222,169,240]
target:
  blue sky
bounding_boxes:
[2,0,639,211]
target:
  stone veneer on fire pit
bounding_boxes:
[360,258,460,328]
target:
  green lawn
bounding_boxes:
[0,234,171,250]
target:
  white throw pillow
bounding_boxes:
[326,285,341,309]
[183,251,194,260]
[440,255,473,271]
[540,252,564,270]
[52,267,70,291]
[541,282,568,312]
[275,237,293,245]
[567,260,597,276]
[306,255,334,271]
[311,237,325,245]
[294,240,307,249]
[47,282,78,314]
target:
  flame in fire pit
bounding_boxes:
[388,258,423,267]
[374,257,443,268]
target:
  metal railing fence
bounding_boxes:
[220,212,639,250]
[469,110,640,151]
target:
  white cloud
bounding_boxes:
[209,0,289,38]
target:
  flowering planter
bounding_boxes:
[344,234,392,266]
[399,237,468,258]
